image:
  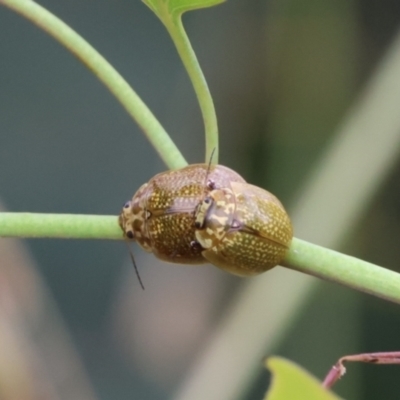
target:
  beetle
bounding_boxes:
[119,164,293,275]
[119,164,245,265]
[193,181,293,276]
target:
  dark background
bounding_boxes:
[1,0,400,399]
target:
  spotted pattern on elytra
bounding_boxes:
[119,163,293,276]
[194,181,293,276]
[119,164,245,265]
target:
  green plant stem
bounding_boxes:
[0,0,187,170]
[1,212,400,305]
[283,238,400,304]
[163,14,219,163]
[0,213,121,240]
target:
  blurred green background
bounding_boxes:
[1,0,400,399]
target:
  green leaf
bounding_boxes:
[264,357,343,400]
[142,0,225,19]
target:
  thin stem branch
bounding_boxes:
[0,213,121,240]
[1,212,400,305]
[164,14,219,163]
[283,238,400,304]
[322,351,400,389]
[0,0,187,170]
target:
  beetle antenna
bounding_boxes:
[125,241,145,290]
[203,147,216,193]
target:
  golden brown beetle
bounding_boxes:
[119,164,245,264]
[119,164,293,275]
[194,182,293,276]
